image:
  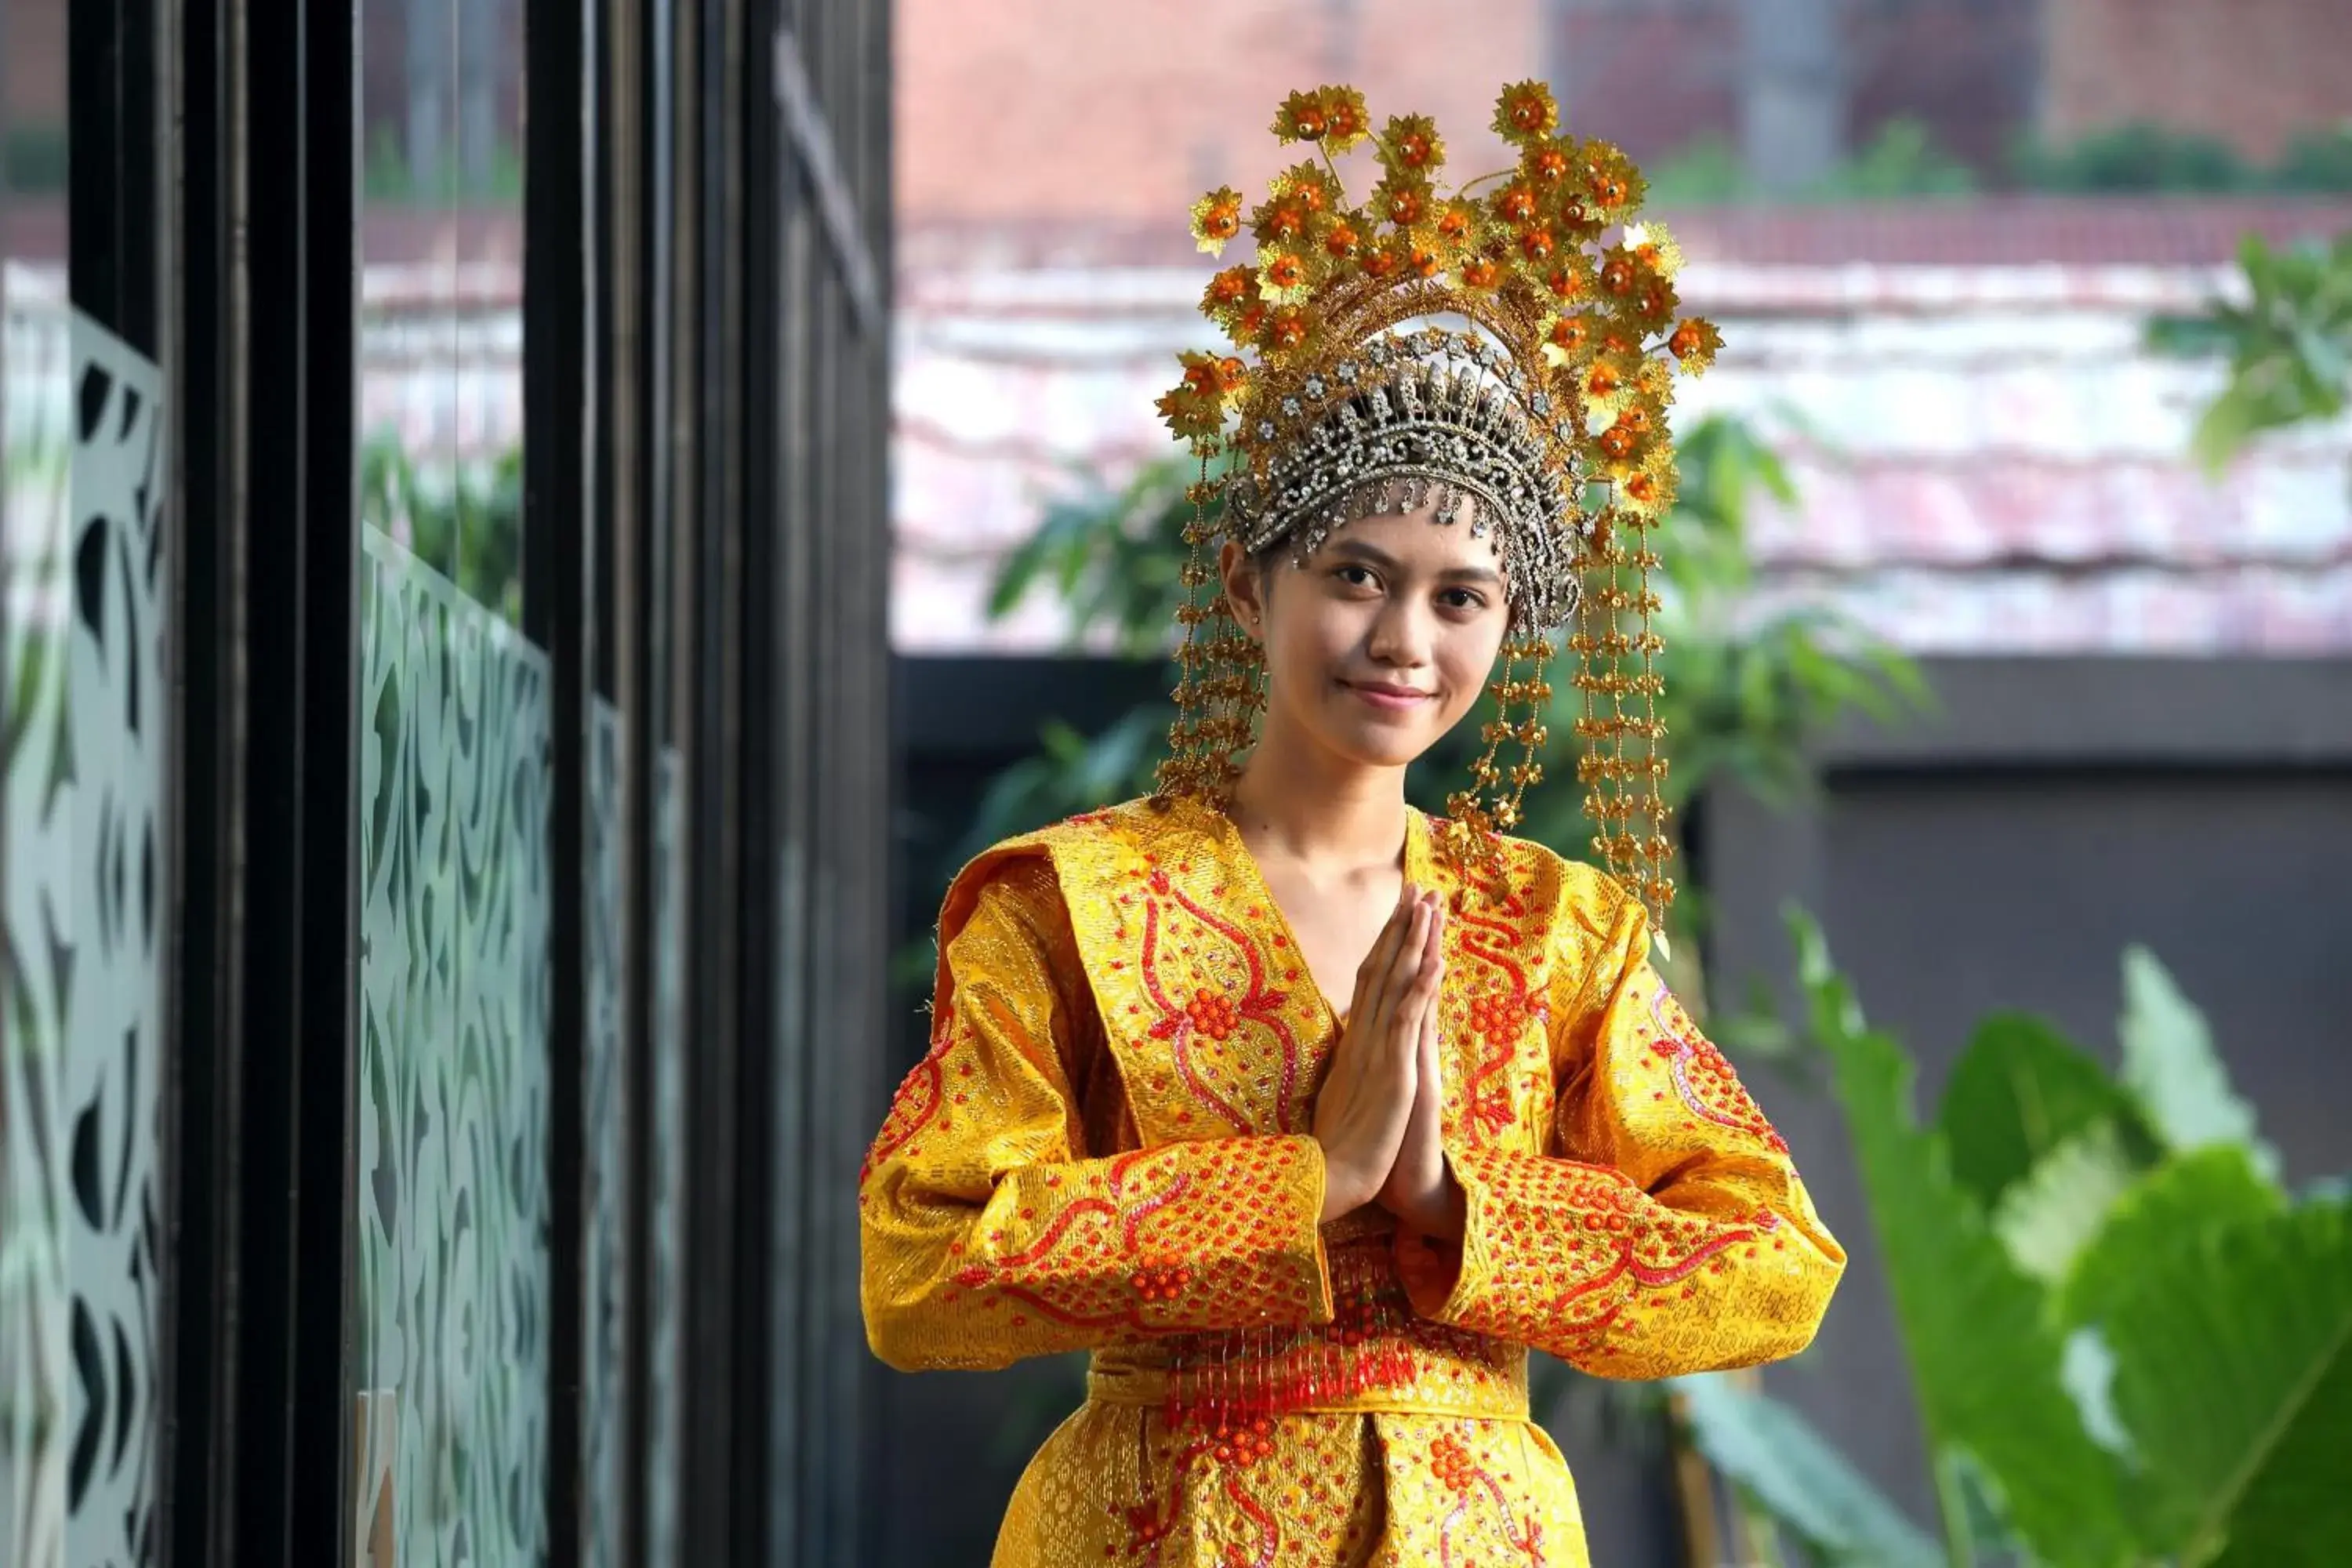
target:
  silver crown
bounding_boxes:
[1225,329,1586,630]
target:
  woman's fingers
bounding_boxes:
[1347,890,1412,1027]
[1392,893,1443,1020]
[1359,886,1424,1034]
[1418,976,1442,1079]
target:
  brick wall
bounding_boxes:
[897,0,1541,228]
[1548,0,2040,177]
[2043,0,2352,161]
[3,1,67,128]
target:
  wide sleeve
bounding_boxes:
[858,855,1335,1372]
[1397,886,1845,1377]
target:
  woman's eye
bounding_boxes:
[1439,588,1488,612]
[1332,564,1379,590]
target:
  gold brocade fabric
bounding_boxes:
[859,797,1845,1566]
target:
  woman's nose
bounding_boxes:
[1366,603,1432,666]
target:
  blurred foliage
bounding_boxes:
[2012,122,2255,194]
[358,430,525,623]
[2145,230,2352,473]
[2015,120,2352,195]
[1828,120,1980,200]
[362,123,527,205]
[1643,120,2352,205]
[2272,124,2352,194]
[1646,121,1978,205]
[1671,916,2351,1566]
[961,412,1928,957]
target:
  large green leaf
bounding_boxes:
[2062,1153,2352,1565]
[1791,910,2132,1567]
[2060,1147,2282,1330]
[1669,1374,1944,1568]
[1993,1122,2143,1287]
[1938,1012,2154,1212]
[2117,948,2279,1182]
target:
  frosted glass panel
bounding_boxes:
[0,291,172,1566]
[350,529,550,1565]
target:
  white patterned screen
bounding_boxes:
[1,292,171,1568]
[349,527,550,1566]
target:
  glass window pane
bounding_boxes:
[2,4,170,1563]
[350,0,546,1561]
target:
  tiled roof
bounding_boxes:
[895,201,2352,654]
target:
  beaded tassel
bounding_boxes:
[1157,1250,1426,1434]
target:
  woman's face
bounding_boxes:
[1221,504,1512,772]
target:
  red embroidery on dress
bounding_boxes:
[1645,979,1791,1153]
[1475,1160,1763,1339]
[1135,882,1305,1134]
[1627,1229,1752,1286]
[1119,1171,1193,1250]
[861,1024,954,1181]
[1456,921,1544,1148]
[1140,899,1255,1132]
[1221,1470,1281,1568]
[949,1150,1290,1334]
[1117,1432,1207,1561]
[1116,1425,1286,1565]
[1432,1433,1545,1567]
[1170,886,1302,1131]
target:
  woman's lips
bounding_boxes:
[1344,681,1435,713]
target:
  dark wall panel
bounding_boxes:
[1707,656,2352,1529]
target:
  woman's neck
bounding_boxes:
[1226,717,1410,872]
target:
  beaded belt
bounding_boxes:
[1086,1232,1530,1425]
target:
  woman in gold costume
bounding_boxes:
[861,81,1845,1566]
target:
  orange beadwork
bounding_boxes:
[1190,186,1244,252]
[1495,80,1559,140]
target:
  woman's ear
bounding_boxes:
[1218,539,1267,641]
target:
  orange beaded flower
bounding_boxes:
[1272,84,1372,152]
[1181,987,1241,1040]
[1379,112,1443,172]
[1494,79,1559,141]
[1189,185,1243,253]
[1428,1433,1481,1494]
[1129,1260,1194,1304]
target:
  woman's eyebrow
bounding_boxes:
[1323,537,1504,587]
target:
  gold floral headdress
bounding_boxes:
[1152,80,1721,932]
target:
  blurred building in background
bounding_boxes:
[896,0,2352,656]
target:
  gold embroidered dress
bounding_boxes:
[860,797,1844,1566]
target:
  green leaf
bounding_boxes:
[2064,1155,2352,1566]
[1669,1374,1944,1568]
[1938,1013,2152,1212]
[1790,909,2132,1567]
[1991,1122,2143,1286]
[2190,382,2268,474]
[2058,1146,2283,1367]
[2117,947,2279,1182]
